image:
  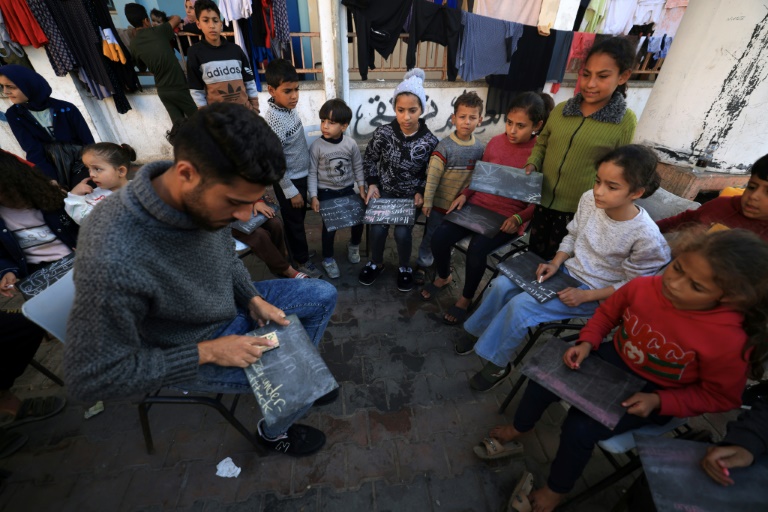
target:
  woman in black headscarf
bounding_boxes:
[0,65,94,184]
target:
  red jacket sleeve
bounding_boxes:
[656,207,702,233]
[577,282,633,350]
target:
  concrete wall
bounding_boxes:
[634,0,768,171]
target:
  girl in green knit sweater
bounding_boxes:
[524,37,638,260]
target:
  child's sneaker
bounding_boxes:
[347,243,361,264]
[322,258,341,279]
[397,267,414,292]
[298,261,322,279]
[256,419,325,456]
[358,262,384,285]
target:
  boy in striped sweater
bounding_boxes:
[417,91,485,284]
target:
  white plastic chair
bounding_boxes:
[304,124,322,147]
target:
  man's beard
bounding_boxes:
[182,184,233,231]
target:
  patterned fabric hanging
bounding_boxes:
[26,0,78,76]
[272,0,291,43]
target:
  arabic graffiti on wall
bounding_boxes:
[351,90,505,139]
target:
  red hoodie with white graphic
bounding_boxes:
[579,276,748,418]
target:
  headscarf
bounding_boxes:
[184,0,198,24]
[0,65,52,111]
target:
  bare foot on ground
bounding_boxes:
[489,424,521,444]
[529,486,564,512]
[420,274,452,299]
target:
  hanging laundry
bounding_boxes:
[342,0,412,80]
[550,0,581,32]
[407,0,461,81]
[656,0,687,39]
[101,28,126,64]
[0,10,24,59]
[488,25,558,92]
[218,0,252,55]
[564,31,595,75]
[273,0,291,44]
[659,35,672,58]
[601,0,638,35]
[538,0,560,36]
[647,35,663,59]
[0,0,48,48]
[545,30,574,83]
[236,17,266,91]
[456,11,523,83]
[26,0,78,76]
[473,0,543,26]
[579,0,608,33]
[633,0,666,26]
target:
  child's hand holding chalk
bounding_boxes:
[700,445,754,486]
[535,262,558,284]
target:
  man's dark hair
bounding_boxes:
[319,99,352,126]
[195,0,220,19]
[166,103,285,186]
[124,3,149,28]
[150,8,168,23]
[265,59,299,88]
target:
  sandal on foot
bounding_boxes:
[421,281,449,301]
[473,436,524,460]
[454,336,477,356]
[470,362,512,392]
[0,428,28,459]
[7,396,66,428]
[413,267,427,286]
[507,471,535,512]
[443,305,468,326]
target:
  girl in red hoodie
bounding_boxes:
[485,229,768,512]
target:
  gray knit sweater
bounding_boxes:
[63,161,260,401]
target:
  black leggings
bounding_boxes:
[431,220,514,300]
[0,311,44,389]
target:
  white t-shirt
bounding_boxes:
[64,187,114,225]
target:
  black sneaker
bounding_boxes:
[359,262,384,285]
[257,420,326,456]
[397,266,414,292]
[469,362,512,392]
[454,336,477,356]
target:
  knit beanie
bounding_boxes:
[393,68,427,113]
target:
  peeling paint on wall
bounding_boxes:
[692,10,768,164]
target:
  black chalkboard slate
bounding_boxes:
[497,251,583,303]
[363,197,417,225]
[244,314,338,427]
[469,161,543,204]
[230,202,280,234]
[636,435,768,512]
[521,339,646,429]
[17,253,76,300]
[444,202,508,237]
[319,194,366,232]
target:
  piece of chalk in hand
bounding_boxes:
[722,467,730,477]
[538,276,543,284]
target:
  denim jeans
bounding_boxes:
[416,210,445,268]
[175,278,337,437]
[513,341,670,493]
[463,272,598,367]
[317,186,364,259]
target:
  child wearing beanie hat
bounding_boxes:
[359,69,439,292]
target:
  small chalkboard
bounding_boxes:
[469,161,543,204]
[444,202,508,237]
[230,202,280,234]
[497,251,583,303]
[17,253,75,300]
[319,195,366,232]
[521,339,646,429]
[244,314,338,428]
[636,435,768,512]
[363,197,417,225]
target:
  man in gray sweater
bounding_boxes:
[63,104,337,457]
